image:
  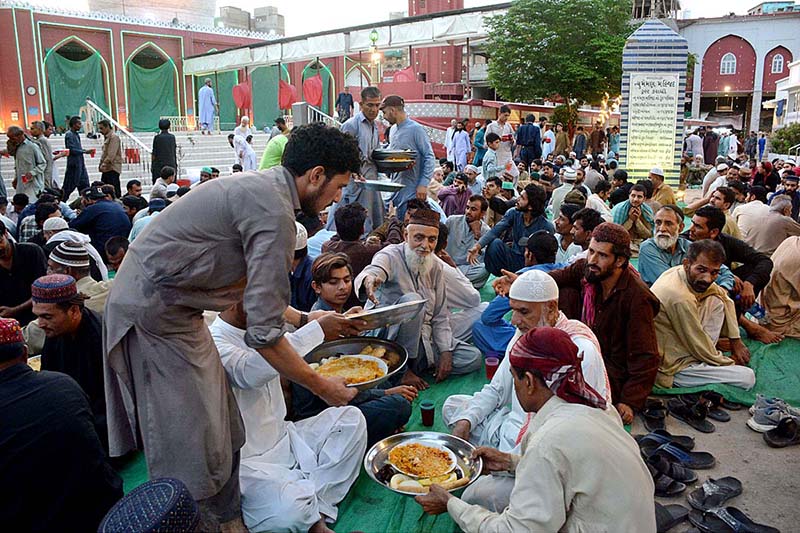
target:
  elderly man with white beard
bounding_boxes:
[639,205,735,288]
[354,208,482,391]
[441,269,613,513]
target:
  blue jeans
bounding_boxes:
[484,239,525,277]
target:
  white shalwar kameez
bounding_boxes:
[443,322,612,455]
[210,317,367,533]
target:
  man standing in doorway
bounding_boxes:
[198,78,218,135]
[63,116,92,199]
[97,120,123,198]
[103,124,367,529]
[327,86,385,235]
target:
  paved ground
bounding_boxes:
[633,405,798,532]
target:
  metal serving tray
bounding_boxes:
[304,337,407,392]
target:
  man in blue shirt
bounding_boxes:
[467,184,554,276]
[289,222,316,312]
[515,114,542,169]
[380,95,437,219]
[639,204,734,288]
[472,231,561,355]
[63,116,91,199]
[69,186,131,262]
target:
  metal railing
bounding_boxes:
[789,143,800,158]
[307,105,341,128]
[161,115,220,134]
[84,99,151,180]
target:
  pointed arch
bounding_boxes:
[43,36,111,119]
[345,64,372,88]
[124,42,180,131]
[123,41,181,118]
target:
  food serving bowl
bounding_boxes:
[371,149,417,161]
[346,299,426,330]
[364,431,484,496]
[374,160,415,173]
[304,337,407,392]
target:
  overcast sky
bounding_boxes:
[32,0,762,36]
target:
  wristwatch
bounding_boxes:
[299,312,309,327]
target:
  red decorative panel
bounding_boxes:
[701,35,756,93]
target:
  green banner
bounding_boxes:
[128,61,178,132]
[46,52,108,129]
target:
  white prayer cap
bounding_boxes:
[43,217,68,231]
[649,167,664,177]
[240,116,250,123]
[295,221,308,251]
[562,168,577,182]
[716,163,728,172]
[465,164,479,173]
[509,269,559,302]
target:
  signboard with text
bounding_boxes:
[625,73,679,171]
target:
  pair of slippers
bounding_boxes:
[667,392,735,433]
[688,507,779,532]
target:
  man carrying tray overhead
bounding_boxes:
[103,123,370,530]
[416,327,655,533]
[354,207,481,391]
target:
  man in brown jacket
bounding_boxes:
[98,119,123,198]
[547,222,660,424]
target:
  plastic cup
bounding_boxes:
[485,357,500,380]
[420,400,435,427]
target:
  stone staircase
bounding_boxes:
[1,131,271,199]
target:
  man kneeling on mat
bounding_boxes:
[415,327,655,532]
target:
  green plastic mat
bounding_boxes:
[653,337,800,406]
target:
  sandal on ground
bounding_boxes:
[687,477,743,512]
[649,465,687,497]
[668,398,715,433]
[701,391,742,411]
[635,429,695,451]
[679,393,730,422]
[646,453,698,484]
[763,416,800,448]
[688,507,779,533]
[655,502,689,532]
[641,398,668,432]
[644,442,716,470]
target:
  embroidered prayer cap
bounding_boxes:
[509,327,606,409]
[200,166,213,175]
[295,221,308,251]
[501,181,515,190]
[0,318,24,345]
[465,164,479,173]
[591,222,631,258]
[98,478,199,533]
[509,269,559,302]
[716,163,729,172]
[784,174,799,183]
[50,241,90,269]
[650,167,664,177]
[42,217,68,232]
[562,168,577,182]
[31,274,79,304]
[406,208,440,229]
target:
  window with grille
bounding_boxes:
[720,53,736,75]
[772,54,784,74]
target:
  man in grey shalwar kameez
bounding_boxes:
[103,124,364,528]
[354,208,481,391]
[380,95,437,220]
[327,86,385,235]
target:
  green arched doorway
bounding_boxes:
[44,38,109,130]
[251,64,290,129]
[302,61,335,115]
[126,44,179,132]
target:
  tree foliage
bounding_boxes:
[485,0,633,106]
[770,123,800,155]
[551,104,578,130]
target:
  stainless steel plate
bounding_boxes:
[371,149,417,161]
[360,180,406,192]
[346,299,426,330]
[304,337,407,392]
[364,431,484,496]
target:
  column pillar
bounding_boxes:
[691,61,702,118]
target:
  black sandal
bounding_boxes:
[641,398,668,432]
[668,398,715,433]
[687,477,743,512]
[656,502,690,533]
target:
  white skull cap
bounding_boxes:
[508,269,559,302]
[295,221,308,251]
